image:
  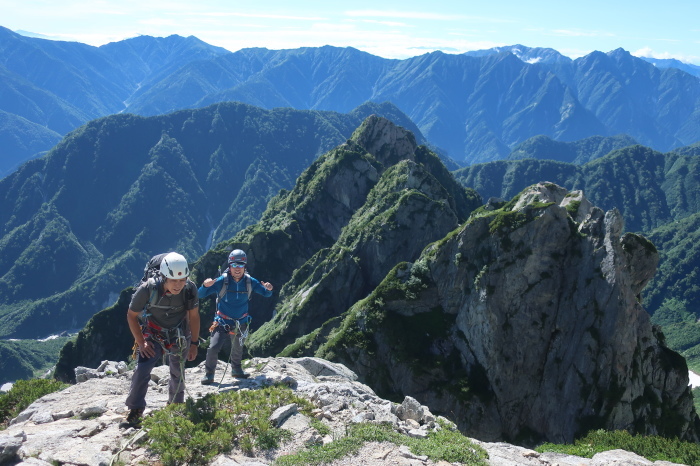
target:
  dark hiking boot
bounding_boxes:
[119,408,144,429]
[231,367,249,379]
[201,373,215,385]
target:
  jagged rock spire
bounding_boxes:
[349,114,418,168]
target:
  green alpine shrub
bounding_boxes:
[0,378,68,428]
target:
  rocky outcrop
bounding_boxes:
[0,358,684,466]
[252,154,478,356]
[314,182,700,445]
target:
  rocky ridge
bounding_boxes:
[301,182,700,445]
[0,357,686,466]
[246,115,480,356]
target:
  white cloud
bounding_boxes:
[357,19,410,28]
[634,47,655,58]
[345,9,458,20]
[632,47,700,65]
[185,11,326,21]
[549,29,615,38]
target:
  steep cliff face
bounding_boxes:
[315,182,700,445]
[241,116,481,355]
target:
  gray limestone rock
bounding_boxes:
[396,396,424,423]
[1,356,692,465]
[0,430,26,464]
[269,403,298,426]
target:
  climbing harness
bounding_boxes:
[211,310,251,341]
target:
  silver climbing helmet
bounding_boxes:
[228,249,247,267]
[160,252,190,279]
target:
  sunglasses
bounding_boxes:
[230,263,246,268]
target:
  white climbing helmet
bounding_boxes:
[160,252,190,279]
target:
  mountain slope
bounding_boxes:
[0,101,419,341]
[0,109,61,178]
[645,211,700,330]
[244,116,480,356]
[455,145,700,234]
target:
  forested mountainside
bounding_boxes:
[2,26,700,169]
[455,145,700,234]
[507,134,639,164]
[0,101,420,347]
[55,117,699,447]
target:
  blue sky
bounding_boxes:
[2,0,699,64]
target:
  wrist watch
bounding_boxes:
[191,340,199,347]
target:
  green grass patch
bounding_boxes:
[536,429,700,465]
[143,384,314,465]
[275,420,488,465]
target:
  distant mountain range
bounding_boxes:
[641,57,700,78]
[466,44,700,78]
[2,26,700,175]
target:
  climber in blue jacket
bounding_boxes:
[198,249,272,383]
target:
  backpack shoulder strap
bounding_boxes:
[214,272,251,301]
[146,277,160,305]
[185,279,195,305]
[141,278,160,320]
[245,273,252,300]
[217,272,229,302]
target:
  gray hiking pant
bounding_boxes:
[125,337,190,409]
[204,322,248,374]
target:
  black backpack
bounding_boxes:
[141,253,169,284]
